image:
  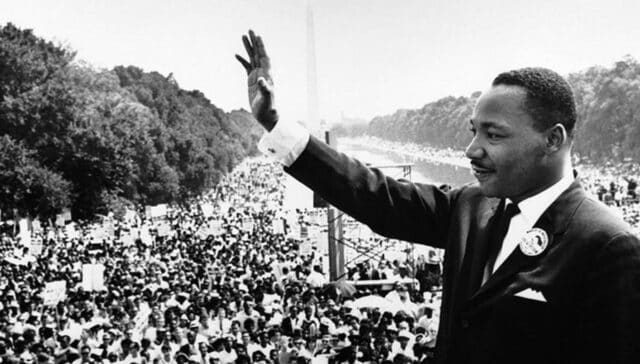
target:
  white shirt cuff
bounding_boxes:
[258,119,310,167]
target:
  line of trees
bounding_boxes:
[334,56,640,164]
[0,23,261,221]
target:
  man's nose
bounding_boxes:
[465,136,485,160]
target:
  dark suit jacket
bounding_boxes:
[284,136,640,364]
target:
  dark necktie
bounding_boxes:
[482,202,520,284]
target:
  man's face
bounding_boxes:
[466,85,549,202]
[80,348,91,358]
[271,332,281,345]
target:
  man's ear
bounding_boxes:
[545,123,567,153]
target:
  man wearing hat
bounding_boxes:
[237,30,640,364]
[391,330,416,362]
[386,283,419,318]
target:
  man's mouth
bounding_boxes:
[471,163,495,180]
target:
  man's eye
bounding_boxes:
[487,132,501,140]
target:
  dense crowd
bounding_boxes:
[6,143,637,364]
[578,163,640,234]
[0,158,443,364]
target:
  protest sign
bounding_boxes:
[219,201,231,216]
[18,218,29,235]
[271,261,285,279]
[308,225,320,240]
[18,218,31,247]
[82,264,106,291]
[208,220,224,236]
[124,209,137,222]
[201,202,214,217]
[120,232,135,246]
[145,204,168,220]
[42,280,66,306]
[65,223,80,240]
[241,218,254,232]
[55,209,71,227]
[156,223,171,237]
[32,219,42,233]
[90,227,107,242]
[30,239,43,256]
[139,226,153,246]
[151,204,167,218]
[105,222,115,239]
[316,229,329,256]
[299,240,312,256]
[272,218,285,234]
[61,209,72,222]
[288,222,301,240]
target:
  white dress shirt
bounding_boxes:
[492,173,574,272]
[258,119,310,166]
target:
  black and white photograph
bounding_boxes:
[1,1,640,363]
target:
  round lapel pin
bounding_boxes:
[519,228,549,256]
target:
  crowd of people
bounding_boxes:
[578,163,640,234]
[6,140,638,364]
[0,158,444,364]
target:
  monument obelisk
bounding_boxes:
[306,0,320,134]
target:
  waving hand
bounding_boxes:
[235,30,278,131]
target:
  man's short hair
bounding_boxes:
[492,67,577,136]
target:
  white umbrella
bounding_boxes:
[353,295,398,313]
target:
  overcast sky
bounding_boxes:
[3,0,640,124]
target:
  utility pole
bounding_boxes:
[325,131,344,281]
[307,1,343,280]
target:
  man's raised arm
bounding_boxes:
[235,30,455,247]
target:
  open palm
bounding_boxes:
[236,30,277,131]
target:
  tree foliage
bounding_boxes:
[0,23,261,220]
[0,135,71,218]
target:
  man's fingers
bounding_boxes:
[235,55,251,74]
[256,36,268,59]
[249,30,258,50]
[249,30,261,67]
[242,35,254,63]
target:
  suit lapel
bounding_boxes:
[465,199,503,293]
[465,180,586,314]
[455,198,502,300]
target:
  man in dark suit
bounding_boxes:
[235,30,640,364]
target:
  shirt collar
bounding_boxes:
[507,172,575,226]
